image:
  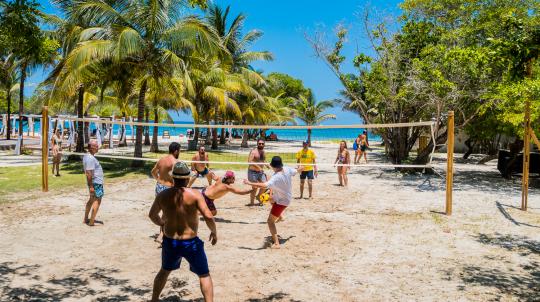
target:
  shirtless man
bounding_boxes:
[247,139,270,206]
[149,161,217,302]
[200,171,252,216]
[151,142,180,243]
[188,146,213,188]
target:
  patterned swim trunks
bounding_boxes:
[156,182,172,196]
[93,183,104,198]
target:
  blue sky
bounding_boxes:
[33,0,403,124]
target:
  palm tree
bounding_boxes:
[0,53,18,140]
[183,60,249,150]
[144,76,193,152]
[66,0,220,164]
[295,92,336,145]
[205,4,273,72]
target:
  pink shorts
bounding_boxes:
[270,203,287,217]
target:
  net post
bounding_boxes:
[42,106,49,192]
[446,111,454,216]
[521,59,533,211]
[521,100,531,211]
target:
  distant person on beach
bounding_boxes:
[149,161,217,302]
[353,134,361,164]
[358,134,369,163]
[334,141,351,187]
[188,146,213,188]
[247,139,270,206]
[362,130,369,146]
[51,129,63,177]
[244,156,303,249]
[296,141,317,199]
[199,171,252,216]
[83,140,104,226]
[151,142,181,243]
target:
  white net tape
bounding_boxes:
[53,116,437,170]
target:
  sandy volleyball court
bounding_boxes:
[1,155,539,301]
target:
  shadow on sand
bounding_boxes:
[238,236,296,251]
[458,233,540,301]
[0,263,152,301]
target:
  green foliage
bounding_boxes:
[266,72,311,99]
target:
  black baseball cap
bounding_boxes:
[270,156,283,168]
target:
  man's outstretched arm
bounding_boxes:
[243,179,269,189]
[226,184,253,195]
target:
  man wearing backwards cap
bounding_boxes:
[149,161,217,302]
[244,156,303,249]
[199,171,253,216]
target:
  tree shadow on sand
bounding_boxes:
[0,263,151,300]
[238,236,296,251]
[246,291,302,302]
[458,233,540,301]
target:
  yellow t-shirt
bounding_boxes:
[296,149,316,171]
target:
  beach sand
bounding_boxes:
[0,152,539,301]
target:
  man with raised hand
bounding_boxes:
[296,140,318,199]
[244,156,303,249]
[149,161,218,302]
[83,140,104,226]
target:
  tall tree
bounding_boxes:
[0,53,18,140]
[295,93,336,145]
[67,0,216,164]
[0,0,57,150]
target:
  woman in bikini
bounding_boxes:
[51,129,63,177]
[334,140,351,186]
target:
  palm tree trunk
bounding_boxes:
[76,85,85,152]
[133,79,147,166]
[150,107,159,152]
[144,107,150,145]
[6,89,11,140]
[219,116,226,145]
[211,104,218,149]
[18,62,27,148]
[189,127,200,151]
[307,128,312,147]
[241,130,249,148]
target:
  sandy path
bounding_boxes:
[0,158,539,301]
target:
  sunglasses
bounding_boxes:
[258,143,265,146]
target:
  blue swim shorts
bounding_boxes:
[247,169,267,182]
[155,182,171,196]
[93,183,104,199]
[162,236,209,276]
[195,167,209,177]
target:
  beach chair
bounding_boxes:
[162,130,170,139]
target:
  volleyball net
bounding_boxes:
[40,116,439,170]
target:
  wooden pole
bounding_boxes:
[521,60,533,211]
[521,100,531,211]
[446,111,454,215]
[42,106,49,192]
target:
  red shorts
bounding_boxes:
[270,203,287,217]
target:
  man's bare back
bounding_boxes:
[152,155,176,187]
[152,188,211,240]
